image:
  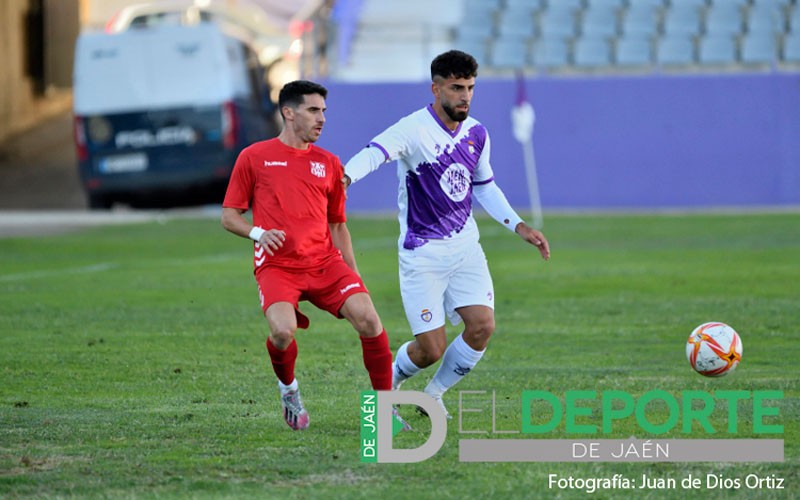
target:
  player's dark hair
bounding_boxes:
[279,80,328,112]
[431,50,478,80]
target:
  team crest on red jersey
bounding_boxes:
[310,161,326,178]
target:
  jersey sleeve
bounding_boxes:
[473,181,524,232]
[370,115,417,162]
[345,115,418,184]
[327,155,347,224]
[343,146,386,184]
[472,128,495,186]
[222,147,254,210]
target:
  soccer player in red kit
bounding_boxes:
[221,80,403,431]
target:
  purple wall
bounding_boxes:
[317,73,800,212]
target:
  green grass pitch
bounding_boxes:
[1,213,797,498]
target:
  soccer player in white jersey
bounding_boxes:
[342,50,550,418]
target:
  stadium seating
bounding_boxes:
[573,36,613,67]
[762,0,793,8]
[615,36,653,66]
[445,0,800,74]
[747,5,781,35]
[663,6,702,36]
[719,0,749,7]
[453,37,490,66]
[581,6,619,38]
[458,16,495,41]
[497,8,537,39]
[548,0,584,13]
[462,0,502,17]
[621,5,660,39]
[789,8,800,33]
[705,4,745,37]
[505,0,543,9]
[331,0,800,81]
[670,0,706,9]
[531,37,570,68]
[637,0,667,7]
[656,35,696,65]
[585,0,627,9]
[490,38,529,69]
[538,8,578,38]
[741,33,778,64]
[699,35,738,65]
[784,32,800,62]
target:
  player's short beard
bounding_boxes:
[442,102,468,122]
[296,123,320,144]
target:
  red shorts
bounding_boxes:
[255,257,368,329]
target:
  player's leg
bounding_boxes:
[403,327,448,367]
[418,307,493,420]
[394,247,449,389]
[306,259,393,391]
[425,305,494,395]
[459,305,495,351]
[392,326,447,389]
[265,301,300,385]
[257,270,309,431]
[424,244,495,410]
[265,301,310,430]
[339,292,393,391]
[311,262,411,431]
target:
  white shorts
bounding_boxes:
[398,240,494,335]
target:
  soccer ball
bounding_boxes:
[685,322,743,377]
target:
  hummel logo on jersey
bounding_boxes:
[339,282,360,294]
[310,161,326,178]
[264,160,288,167]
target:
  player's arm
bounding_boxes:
[514,221,550,261]
[342,145,387,189]
[330,222,359,274]
[344,118,415,188]
[221,207,285,256]
[473,181,550,261]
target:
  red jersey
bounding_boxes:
[223,138,346,272]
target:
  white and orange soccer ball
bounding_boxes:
[686,322,743,377]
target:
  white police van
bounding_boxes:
[73,23,276,208]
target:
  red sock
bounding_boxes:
[266,338,297,385]
[360,330,392,390]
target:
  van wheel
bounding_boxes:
[88,193,113,210]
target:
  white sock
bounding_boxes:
[426,334,484,395]
[393,341,422,388]
[278,378,298,395]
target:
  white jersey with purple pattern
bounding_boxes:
[366,105,495,250]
